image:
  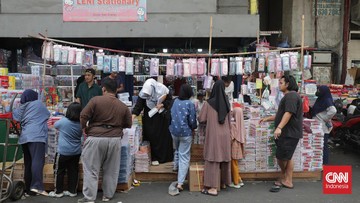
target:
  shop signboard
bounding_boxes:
[63,0,147,22]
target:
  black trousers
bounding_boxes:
[53,153,81,194]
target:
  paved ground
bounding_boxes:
[6,146,360,203]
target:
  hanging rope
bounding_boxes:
[29,34,309,58]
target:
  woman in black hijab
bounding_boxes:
[198,80,232,196]
[207,80,230,124]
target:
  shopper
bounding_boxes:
[199,80,231,196]
[132,78,173,165]
[193,91,205,115]
[169,84,197,191]
[222,75,234,102]
[78,78,132,203]
[48,102,82,198]
[74,75,85,99]
[102,71,125,93]
[12,89,50,197]
[229,107,246,188]
[260,75,303,192]
[312,85,336,165]
[76,68,102,108]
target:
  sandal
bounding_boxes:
[176,184,184,191]
[269,185,282,193]
[30,189,49,196]
[281,182,294,189]
[201,189,218,196]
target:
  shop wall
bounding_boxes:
[282,0,343,82]
[0,0,258,38]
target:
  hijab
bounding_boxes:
[208,80,230,124]
[139,78,169,109]
[178,84,193,100]
[20,89,38,104]
[312,85,334,116]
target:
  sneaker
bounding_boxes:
[77,198,95,203]
[102,196,111,202]
[151,161,160,166]
[228,182,241,189]
[64,190,77,197]
[48,191,64,198]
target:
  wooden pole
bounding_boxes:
[206,16,213,99]
[300,15,305,94]
[70,65,75,102]
[300,15,305,72]
[208,16,213,74]
[42,31,48,98]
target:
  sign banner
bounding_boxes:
[63,0,147,22]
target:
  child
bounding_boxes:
[12,89,50,197]
[229,107,246,188]
[169,84,197,191]
[48,102,82,198]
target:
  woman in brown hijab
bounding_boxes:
[198,80,232,196]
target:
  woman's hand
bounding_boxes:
[259,117,268,124]
[156,103,164,110]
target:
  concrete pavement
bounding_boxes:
[9,146,360,203]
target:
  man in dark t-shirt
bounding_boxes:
[76,68,102,109]
[102,72,124,94]
[260,75,303,192]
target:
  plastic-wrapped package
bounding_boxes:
[84,50,94,67]
[175,59,183,76]
[111,55,119,72]
[290,52,298,70]
[244,57,252,75]
[281,53,290,71]
[235,57,244,75]
[220,58,228,76]
[197,58,206,76]
[183,59,191,77]
[229,57,236,75]
[166,59,175,76]
[203,75,213,90]
[42,41,54,61]
[268,54,275,73]
[103,55,111,73]
[210,58,219,76]
[144,59,150,75]
[53,45,62,63]
[67,47,76,64]
[150,58,159,76]
[275,55,282,72]
[76,49,85,65]
[96,52,104,70]
[304,54,312,70]
[258,56,265,72]
[126,57,134,75]
[189,58,197,76]
[118,55,126,72]
[134,58,141,74]
[61,46,70,64]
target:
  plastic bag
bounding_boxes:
[303,96,310,113]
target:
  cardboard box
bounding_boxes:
[189,163,220,192]
[190,144,204,162]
